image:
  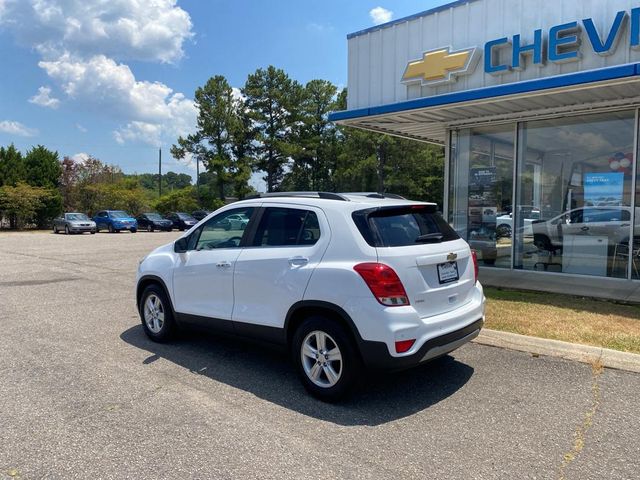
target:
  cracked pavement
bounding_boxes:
[1,231,639,479]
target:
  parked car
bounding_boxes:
[136,192,484,401]
[93,210,137,233]
[137,213,173,232]
[53,212,96,234]
[165,212,197,231]
[531,206,640,251]
[495,206,541,238]
[192,210,212,221]
[220,212,249,231]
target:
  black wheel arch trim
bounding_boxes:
[136,275,176,317]
[284,300,366,346]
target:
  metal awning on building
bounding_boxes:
[330,64,640,144]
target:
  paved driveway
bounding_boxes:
[0,231,639,479]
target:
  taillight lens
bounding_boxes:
[471,250,479,284]
[354,263,410,306]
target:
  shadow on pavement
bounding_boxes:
[120,324,474,426]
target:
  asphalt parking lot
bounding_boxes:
[1,231,639,479]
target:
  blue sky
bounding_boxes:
[0,0,444,184]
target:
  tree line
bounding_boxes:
[0,66,445,230]
[173,67,445,201]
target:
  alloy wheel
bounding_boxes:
[143,294,165,334]
[300,330,343,388]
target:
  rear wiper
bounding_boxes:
[415,233,444,243]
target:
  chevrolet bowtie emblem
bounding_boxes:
[447,252,458,262]
[402,47,479,86]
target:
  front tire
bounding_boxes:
[292,316,361,402]
[108,224,114,233]
[139,284,177,342]
[65,225,70,235]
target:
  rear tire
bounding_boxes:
[139,284,177,342]
[292,316,362,402]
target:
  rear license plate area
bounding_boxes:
[437,261,459,284]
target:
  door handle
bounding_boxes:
[216,261,232,268]
[580,226,589,232]
[288,256,309,266]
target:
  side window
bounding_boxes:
[252,208,320,247]
[192,207,255,251]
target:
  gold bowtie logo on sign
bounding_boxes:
[402,47,478,86]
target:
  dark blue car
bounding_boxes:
[93,210,138,233]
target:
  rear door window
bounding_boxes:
[252,207,320,247]
[353,206,460,247]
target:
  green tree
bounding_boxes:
[0,182,55,229]
[243,66,303,192]
[172,75,237,201]
[153,187,202,215]
[285,79,340,191]
[228,100,256,199]
[0,144,26,187]
[24,145,61,188]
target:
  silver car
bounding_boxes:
[53,213,97,235]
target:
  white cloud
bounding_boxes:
[0,1,197,148]
[29,85,61,108]
[307,23,333,33]
[231,87,243,102]
[369,6,393,25]
[0,120,38,137]
[76,123,87,132]
[0,0,193,63]
[71,152,90,162]
[39,53,197,146]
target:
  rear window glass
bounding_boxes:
[352,206,460,247]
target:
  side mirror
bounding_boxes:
[174,236,189,253]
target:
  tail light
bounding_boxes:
[471,250,479,284]
[354,263,410,306]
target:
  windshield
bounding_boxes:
[178,213,195,220]
[110,211,130,219]
[66,213,89,221]
[145,213,163,220]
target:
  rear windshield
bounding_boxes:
[352,206,460,247]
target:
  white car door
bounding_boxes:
[172,206,257,328]
[232,205,330,331]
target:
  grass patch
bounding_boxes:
[484,287,640,354]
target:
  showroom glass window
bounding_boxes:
[514,111,636,279]
[635,148,640,280]
[449,126,514,268]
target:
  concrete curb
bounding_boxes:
[473,329,640,374]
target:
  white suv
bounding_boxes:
[136,192,485,400]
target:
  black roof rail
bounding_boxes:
[244,192,350,201]
[341,192,407,200]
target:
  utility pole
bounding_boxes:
[196,156,200,205]
[158,148,162,197]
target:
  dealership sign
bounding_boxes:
[403,8,640,86]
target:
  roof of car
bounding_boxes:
[234,192,435,212]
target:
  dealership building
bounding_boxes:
[330,0,640,301]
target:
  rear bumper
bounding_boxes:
[358,318,483,370]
